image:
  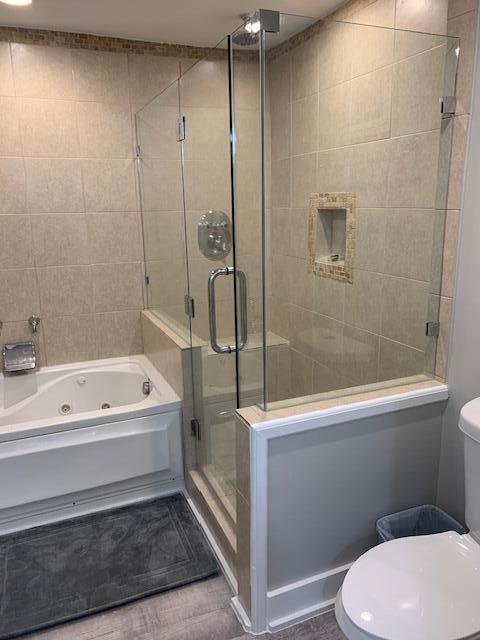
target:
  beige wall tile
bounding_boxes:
[235,416,250,502]
[182,160,230,212]
[381,276,429,349]
[391,46,445,137]
[354,209,387,272]
[318,83,351,150]
[350,139,390,207]
[82,159,137,212]
[0,157,26,214]
[146,258,186,309]
[127,54,180,110]
[342,324,379,384]
[384,209,436,281]
[448,10,477,115]
[271,102,291,161]
[140,158,184,212]
[38,265,93,316]
[290,349,313,397]
[289,304,315,355]
[351,22,395,78]
[292,37,319,100]
[87,212,142,264]
[0,43,14,96]
[310,313,344,370]
[435,295,452,378]
[43,314,96,365]
[292,94,319,154]
[350,66,392,144]
[313,276,346,321]
[233,59,260,110]
[236,157,261,211]
[32,214,89,267]
[95,310,143,358]
[0,268,39,321]
[72,50,129,103]
[136,103,180,160]
[19,98,79,158]
[182,107,230,161]
[11,44,75,99]
[292,153,316,208]
[0,215,33,268]
[271,158,291,208]
[317,147,351,192]
[395,0,449,33]
[77,101,133,158]
[92,262,143,312]
[317,21,353,91]
[387,130,439,208]
[235,490,251,617]
[393,29,446,62]
[378,337,425,379]
[345,269,384,332]
[271,209,291,256]
[143,211,185,261]
[141,311,186,398]
[180,58,228,108]
[441,209,460,297]
[447,114,469,209]
[312,361,346,393]
[448,0,478,19]
[289,208,310,259]
[350,0,395,28]
[268,53,291,108]
[0,97,21,156]
[25,158,84,213]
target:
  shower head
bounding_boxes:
[232,13,260,47]
[232,30,259,47]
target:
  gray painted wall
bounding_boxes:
[268,403,444,590]
[437,13,480,521]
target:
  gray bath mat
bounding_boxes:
[0,494,219,639]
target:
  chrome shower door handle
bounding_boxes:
[208,267,248,354]
[236,268,247,351]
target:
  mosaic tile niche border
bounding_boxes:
[307,192,356,283]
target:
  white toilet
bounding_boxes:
[335,397,480,640]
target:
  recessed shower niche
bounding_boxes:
[308,192,356,283]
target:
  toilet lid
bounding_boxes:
[341,532,480,640]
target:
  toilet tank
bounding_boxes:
[460,398,480,534]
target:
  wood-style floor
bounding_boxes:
[21,575,347,640]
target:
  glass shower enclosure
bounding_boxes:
[136,10,459,552]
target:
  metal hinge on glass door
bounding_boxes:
[184,294,195,318]
[177,116,186,142]
[190,418,201,440]
[426,321,440,337]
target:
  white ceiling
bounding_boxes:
[0,0,347,47]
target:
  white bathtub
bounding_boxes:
[0,356,183,533]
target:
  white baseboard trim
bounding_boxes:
[266,562,352,633]
[184,492,238,594]
[0,474,184,535]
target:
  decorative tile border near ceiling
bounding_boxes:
[0,27,255,61]
[307,192,356,284]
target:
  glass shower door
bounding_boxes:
[179,41,239,522]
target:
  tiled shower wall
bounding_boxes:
[0,34,197,367]
[267,0,476,399]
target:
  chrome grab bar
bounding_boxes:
[208,266,247,354]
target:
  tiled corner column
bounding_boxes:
[436,0,478,378]
[235,413,252,618]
